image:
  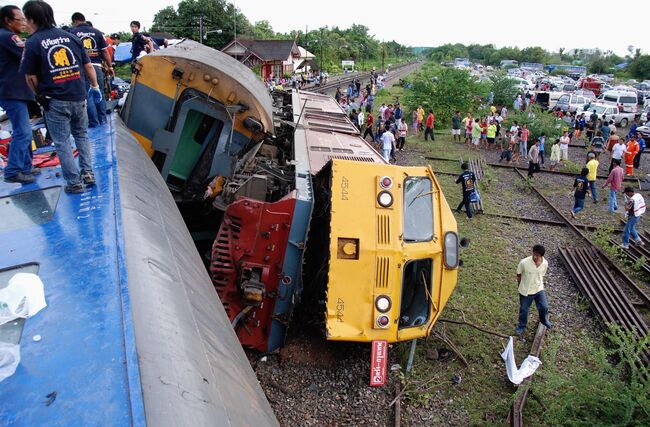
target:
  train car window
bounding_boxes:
[399,259,433,329]
[0,263,39,345]
[0,186,61,233]
[403,177,434,242]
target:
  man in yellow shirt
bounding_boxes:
[586,152,599,203]
[515,245,552,335]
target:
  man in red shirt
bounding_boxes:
[424,110,435,141]
[362,112,374,141]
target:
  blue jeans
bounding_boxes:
[86,66,106,127]
[0,99,33,177]
[517,290,550,331]
[572,197,585,214]
[588,180,598,202]
[623,215,641,245]
[44,99,93,186]
[608,189,618,212]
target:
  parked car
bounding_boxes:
[555,93,590,113]
[600,90,638,113]
[577,103,635,127]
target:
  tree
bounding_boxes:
[402,66,485,127]
[488,73,519,107]
[629,55,650,80]
[151,0,254,49]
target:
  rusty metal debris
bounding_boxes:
[508,323,547,427]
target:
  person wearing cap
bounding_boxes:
[621,187,646,249]
[585,152,599,203]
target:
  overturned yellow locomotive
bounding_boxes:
[121,40,461,352]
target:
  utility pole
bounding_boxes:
[233,1,237,42]
[199,15,204,44]
[320,28,323,72]
[381,42,385,71]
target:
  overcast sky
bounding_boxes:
[41,0,647,56]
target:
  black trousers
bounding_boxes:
[363,126,373,141]
[528,161,540,178]
[634,151,643,168]
[456,192,474,218]
[424,127,435,141]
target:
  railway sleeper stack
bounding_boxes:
[559,246,650,366]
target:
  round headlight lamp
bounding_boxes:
[377,191,393,208]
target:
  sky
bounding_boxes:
[39,0,648,57]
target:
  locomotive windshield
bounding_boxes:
[399,258,433,328]
[403,177,434,242]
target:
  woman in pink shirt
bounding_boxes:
[603,158,624,212]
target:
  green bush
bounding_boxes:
[503,106,562,153]
[530,324,649,426]
[402,66,486,127]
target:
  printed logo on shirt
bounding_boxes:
[45,42,81,84]
[11,34,25,48]
[464,177,475,191]
[77,34,99,58]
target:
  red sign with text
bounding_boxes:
[370,340,388,386]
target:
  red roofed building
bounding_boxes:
[221,39,301,80]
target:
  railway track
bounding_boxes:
[306,61,422,96]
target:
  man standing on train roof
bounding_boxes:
[70,12,113,128]
[0,5,38,184]
[20,0,99,194]
[515,244,553,335]
[454,162,475,219]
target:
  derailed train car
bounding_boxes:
[121,40,461,355]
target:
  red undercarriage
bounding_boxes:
[210,194,296,352]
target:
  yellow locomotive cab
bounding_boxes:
[325,160,459,343]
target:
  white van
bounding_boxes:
[601,90,638,113]
[556,93,589,113]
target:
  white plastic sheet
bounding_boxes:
[500,337,542,385]
[0,342,20,382]
[0,273,47,325]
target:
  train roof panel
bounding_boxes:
[0,124,144,425]
[291,90,386,174]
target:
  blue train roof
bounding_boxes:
[0,117,277,426]
[0,123,144,425]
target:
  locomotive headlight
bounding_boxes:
[444,232,459,268]
[377,191,393,208]
[375,295,392,313]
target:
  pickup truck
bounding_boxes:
[577,103,634,127]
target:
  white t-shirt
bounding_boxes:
[612,143,626,160]
[559,135,570,149]
[381,131,395,150]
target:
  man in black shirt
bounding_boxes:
[21,0,100,194]
[570,167,590,218]
[70,12,113,127]
[455,162,476,219]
